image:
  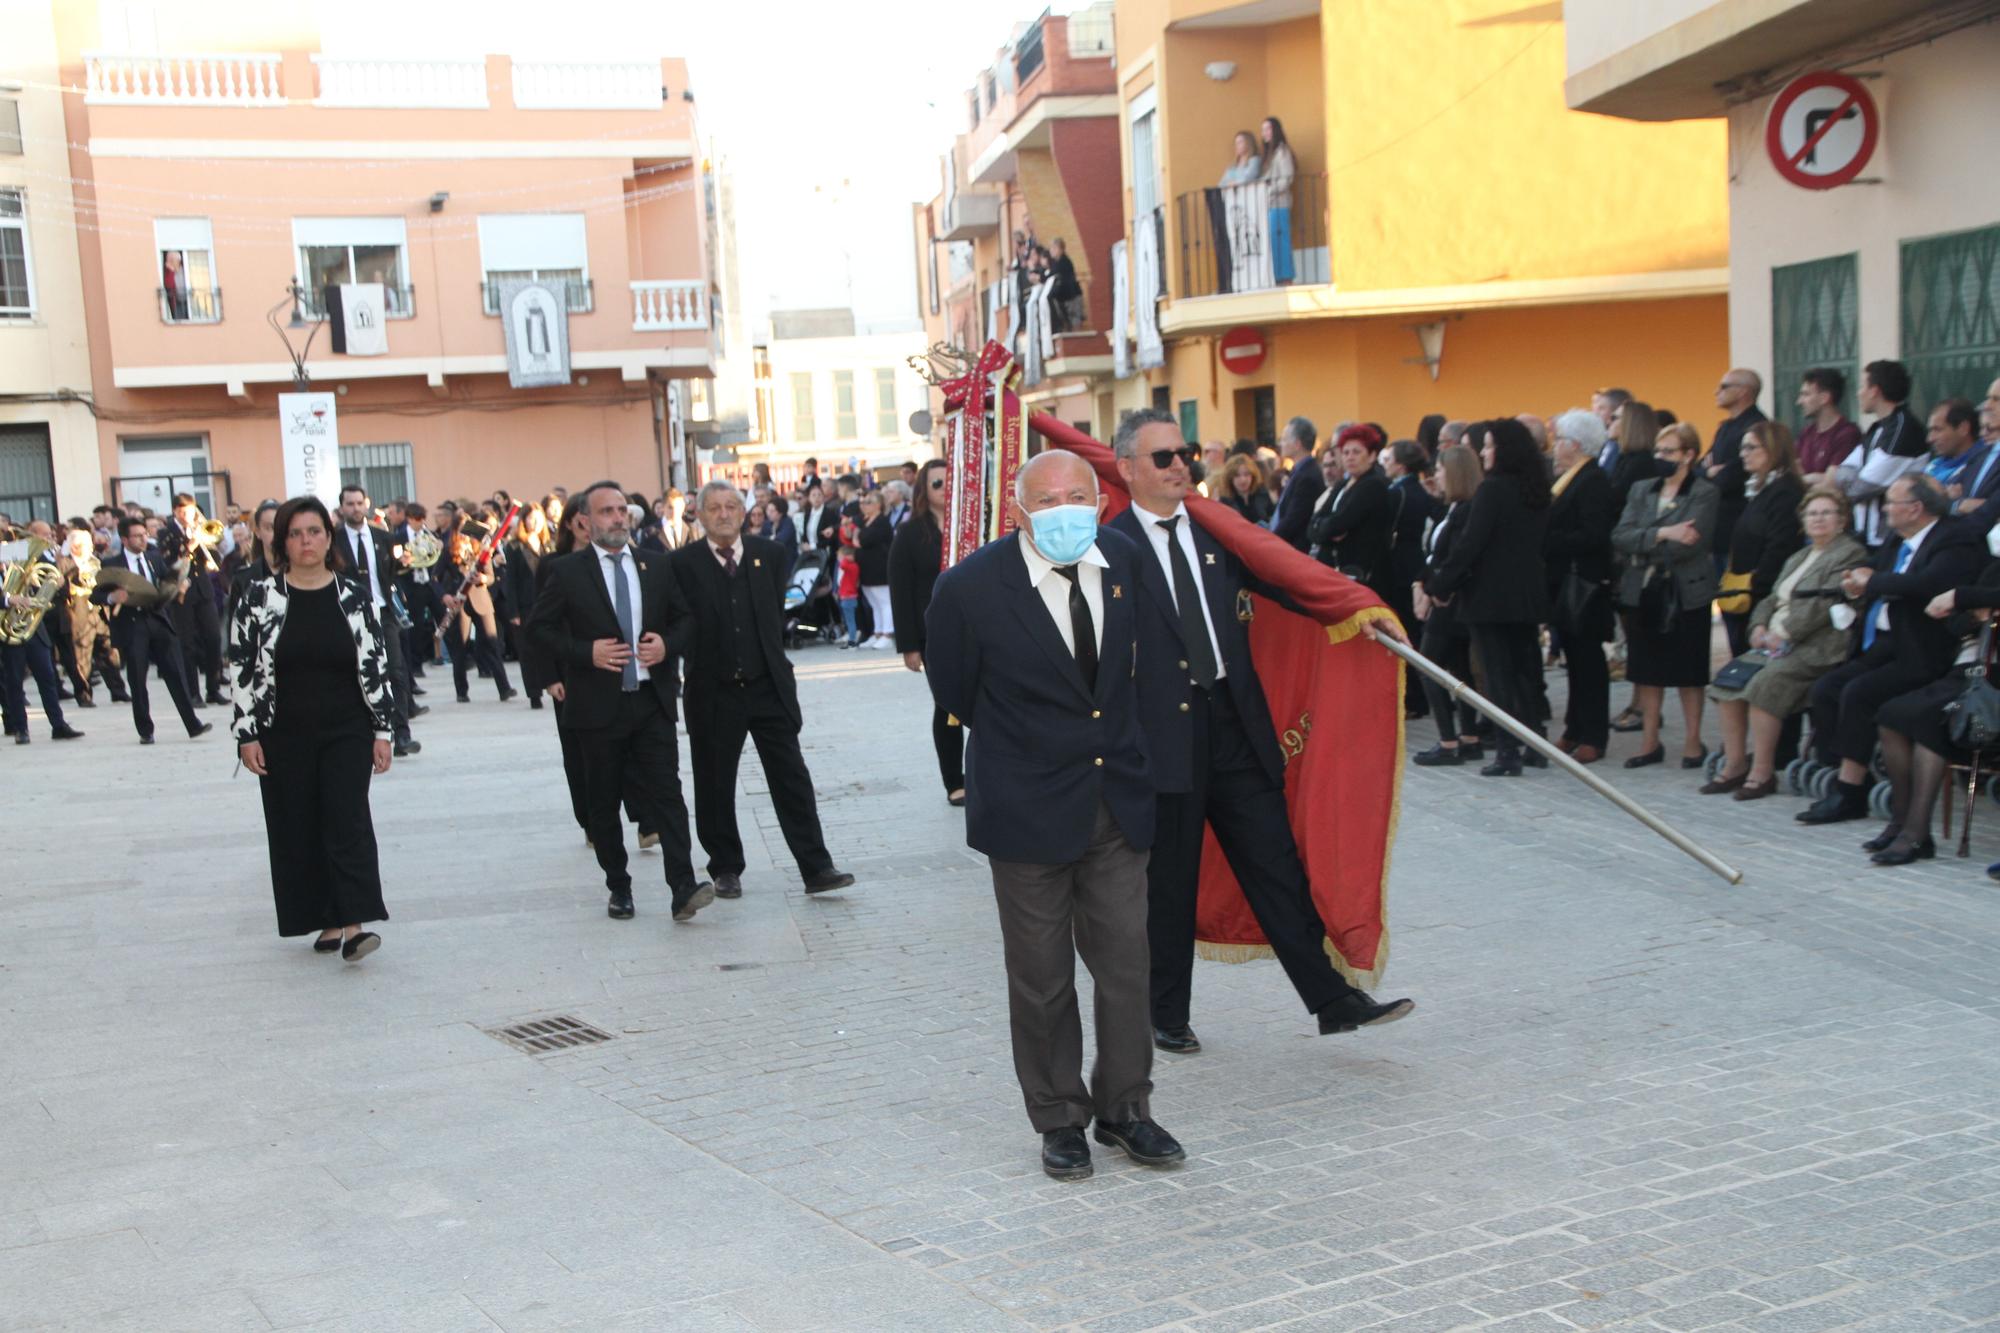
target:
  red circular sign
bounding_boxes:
[1765,71,1879,190]
[1218,326,1267,376]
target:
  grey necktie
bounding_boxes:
[609,551,639,692]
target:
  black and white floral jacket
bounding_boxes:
[228,572,395,744]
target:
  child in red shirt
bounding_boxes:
[835,544,862,647]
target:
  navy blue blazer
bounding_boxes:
[924,528,1154,864]
[1271,456,1324,551]
[1109,506,1286,794]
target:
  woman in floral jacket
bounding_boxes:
[230,495,396,962]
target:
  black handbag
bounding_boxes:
[1558,571,1610,639]
[1946,628,2000,751]
[1710,653,1766,692]
[1640,570,1682,637]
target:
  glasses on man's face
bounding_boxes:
[1147,446,1196,470]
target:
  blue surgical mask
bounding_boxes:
[1026,504,1099,565]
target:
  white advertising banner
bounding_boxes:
[497,277,573,389]
[278,392,342,508]
[1110,239,1131,380]
[1135,217,1164,371]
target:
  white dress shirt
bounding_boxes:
[344,523,383,608]
[1016,530,1106,658]
[708,537,744,571]
[593,542,650,679]
[1134,502,1226,680]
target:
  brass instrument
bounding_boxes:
[155,504,225,603]
[403,525,443,581]
[1,536,65,646]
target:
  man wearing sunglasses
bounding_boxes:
[1110,409,1414,1055]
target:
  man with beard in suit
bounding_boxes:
[91,516,212,744]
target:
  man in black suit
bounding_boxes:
[670,481,854,902]
[1800,473,1984,825]
[1270,415,1323,550]
[336,485,419,757]
[91,516,211,744]
[1108,411,1413,1056]
[528,481,708,922]
[166,493,228,706]
[1702,368,1768,560]
[926,448,1183,1182]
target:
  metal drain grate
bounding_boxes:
[486,1015,615,1054]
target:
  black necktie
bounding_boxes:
[1158,516,1218,689]
[352,530,371,593]
[1054,565,1097,692]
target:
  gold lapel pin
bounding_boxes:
[1203,552,1216,565]
[1111,584,1123,599]
[753,558,762,568]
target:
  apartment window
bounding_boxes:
[339,443,415,505]
[0,99,22,155]
[833,371,857,440]
[0,425,56,523]
[294,217,412,318]
[790,372,816,443]
[1771,253,1857,430]
[154,217,221,324]
[874,369,899,438]
[0,188,34,318]
[477,213,593,314]
[1129,89,1160,219]
[1177,399,1199,446]
[1902,224,2000,413]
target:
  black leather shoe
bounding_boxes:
[189,722,213,739]
[1680,747,1710,770]
[804,869,856,895]
[51,725,84,740]
[607,891,635,920]
[498,688,517,702]
[1871,836,1936,867]
[1624,746,1665,769]
[1093,1119,1186,1166]
[1797,785,1868,825]
[393,740,421,757]
[1479,756,1522,777]
[1153,1025,1201,1054]
[341,931,380,962]
[409,704,430,718]
[13,732,29,745]
[714,872,743,900]
[1861,825,1903,853]
[139,734,155,745]
[1041,1127,1092,1181]
[206,693,228,706]
[312,936,343,954]
[1412,744,1462,767]
[1318,991,1416,1034]
[672,882,715,923]
[456,694,472,704]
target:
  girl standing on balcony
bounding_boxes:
[1261,117,1297,285]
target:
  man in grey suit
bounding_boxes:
[925,449,1184,1182]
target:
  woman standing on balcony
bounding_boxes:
[1261,117,1297,286]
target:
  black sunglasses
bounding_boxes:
[928,477,947,489]
[1147,446,1196,469]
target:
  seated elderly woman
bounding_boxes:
[1701,486,1867,799]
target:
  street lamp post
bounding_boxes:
[267,279,324,390]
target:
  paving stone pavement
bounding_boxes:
[4,647,1999,1331]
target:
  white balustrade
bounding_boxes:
[630,280,707,332]
[512,60,661,110]
[313,56,488,108]
[83,51,285,106]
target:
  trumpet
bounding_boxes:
[1,536,64,646]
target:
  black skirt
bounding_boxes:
[1878,670,1974,761]
[1626,598,1713,688]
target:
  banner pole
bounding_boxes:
[1379,635,1744,886]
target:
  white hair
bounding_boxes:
[1552,408,1606,454]
[1014,448,1098,504]
[696,480,743,510]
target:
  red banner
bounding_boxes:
[939,343,1026,566]
[1029,412,1403,987]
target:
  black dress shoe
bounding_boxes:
[607,891,635,919]
[1153,1025,1201,1054]
[456,694,472,704]
[1624,746,1665,768]
[409,704,430,718]
[1680,747,1710,770]
[206,693,228,707]
[1871,836,1936,866]
[341,931,380,962]
[74,696,95,708]
[498,688,517,702]
[672,882,715,923]
[12,732,28,745]
[51,725,84,740]
[312,936,343,953]
[713,872,743,900]
[1412,744,1462,767]
[1861,825,1903,853]
[189,722,213,739]
[139,734,155,745]
[1318,990,1416,1034]
[803,868,856,895]
[1093,1118,1186,1166]
[1797,783,1869,825]
[1479,756,1521,777]
[1041,1127,1092,1181]
[393,740,421,757]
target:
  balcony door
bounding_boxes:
[118,435,213,516]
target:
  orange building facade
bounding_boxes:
[54,40,715,515]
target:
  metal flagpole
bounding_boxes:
[1379,635,1745,885]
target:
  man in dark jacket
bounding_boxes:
[1270,416,1324,550]
[91,516,211,744]
[1835,359,1928,549]
[1702,368,1768,561]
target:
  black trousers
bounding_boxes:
[552,696,653,836]
[688,676,834,882]
[1560,632,1610,749]
[1418,615,1481,738]
[576,691,696,897]
[1721,609,1751,659]
[121,617,202,739]
[1468,621,1544,758]
[1808,642,1937,766]
[1,637,67,736]
[257,727,386,936]
[450,612,511,700]
[1148,684,1358,1031]
[932,705,965,793]
[172,589,223,700]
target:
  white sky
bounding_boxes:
[316,0,1047,333]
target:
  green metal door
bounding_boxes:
[1771,253,1857,429]
[1902,224,2000,414]
[1178,398,1199,445]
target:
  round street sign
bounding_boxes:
[1219,326,1267,376]
[1765,71,1879,190]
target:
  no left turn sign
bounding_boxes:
[1765,71,1879,190]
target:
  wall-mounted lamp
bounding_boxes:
[1204,61,1237,81]
[428,191,450,214]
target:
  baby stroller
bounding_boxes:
[783,547,837,649]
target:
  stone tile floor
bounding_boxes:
[3,647,1997,1330]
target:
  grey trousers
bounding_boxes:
[988,802,1154,1133]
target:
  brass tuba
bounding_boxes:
[1,535,65,646]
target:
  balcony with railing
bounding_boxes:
[940,192,1003,241]
[631,280,707,332]
[512,60,661,109]
[482,277,594,316]
[84,52,284,106]
[1174,174,1330,299]
[84,52,671,113]
[312,56,488,108]
[159,286,223,324]
[298,285,416,321]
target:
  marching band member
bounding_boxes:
[167,493,228,707]
[439,508,516,704]
[2,522,83,743]
[92,516,211,745]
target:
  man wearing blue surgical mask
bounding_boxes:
[924,447,1182,1183]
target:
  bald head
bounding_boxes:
[1014,449,1098,510]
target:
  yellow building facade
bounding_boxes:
[1111,0,1735,446]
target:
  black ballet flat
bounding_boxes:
[1680,747,1710,770]
[341,932,380,962]
[312,936,343,954]
[1624,746,1665,769]
[1870,837,1936,867]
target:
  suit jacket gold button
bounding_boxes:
[1094,757,1104,766]
[1178,659,1188,670]
[1179,702,1190,713]
[1091,709,1102,719]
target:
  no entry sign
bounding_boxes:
[1219,326,1267,376]
[1765,71,1879,190]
